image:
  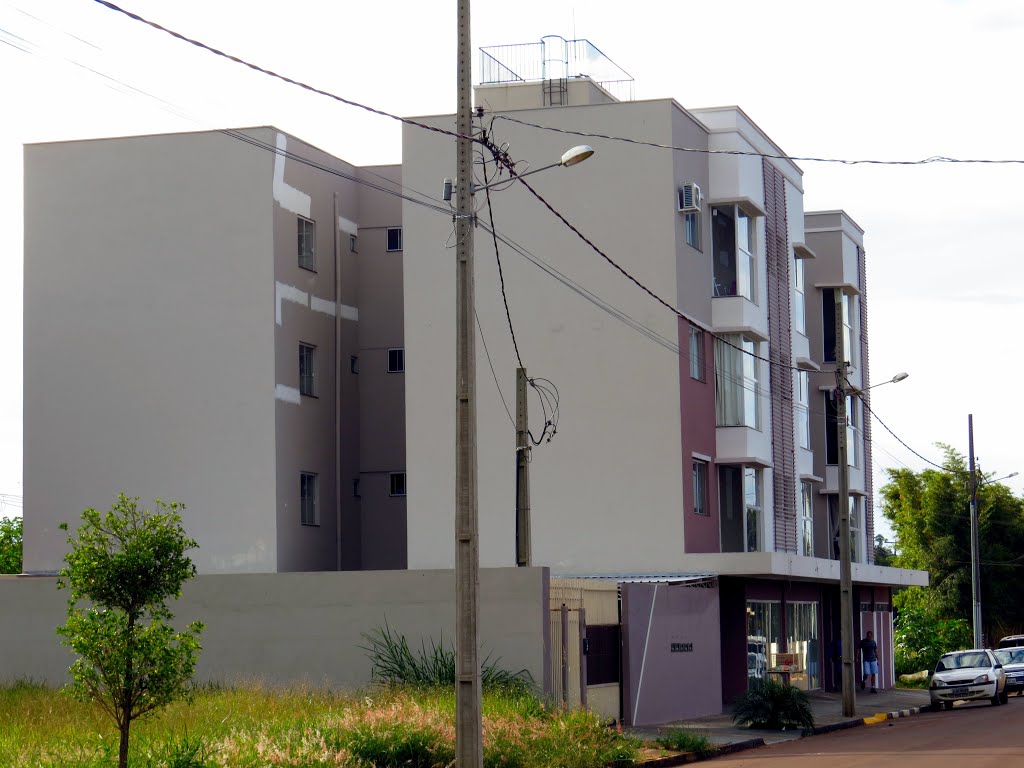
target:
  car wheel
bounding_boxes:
[943,701,954,711]
[1001,690,1009,705]
[992,691,1001,706]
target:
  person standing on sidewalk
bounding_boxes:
[860,630,879,693]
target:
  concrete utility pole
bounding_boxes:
[835,291,856,718]
[515,368,531,567]
[969,414,983,649]
[454,0,482,764]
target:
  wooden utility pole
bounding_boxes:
[515,368,531,567]
[835,291,856,718]
[454,0,482,763]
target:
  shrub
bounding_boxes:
[361,623,534,693]
[731,678,814,731]
[654,728,713,754]
[342,721,455,768]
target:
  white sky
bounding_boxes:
[2,0,1022,542]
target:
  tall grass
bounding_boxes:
[360,623,534,693]
[0,682,638,768]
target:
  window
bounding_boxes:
[828,495,862,563]
[824,393,855,466]
[800,481,814,557]
[388,348,405,373]
[685,211,701,250]
[688,326,705,381]
[299,343,316,396]
[785,602,820,690]
[389,471,407,497]
[796,371,810,449]
[744,467,762,552]
[746,601,781,686]
[849,496,862,564]
[386,227,403,252]
[793,257,806,335]
[714,334,760,428]
[352,478,361,498]
[298,217,316,270]
[693,459,709,516]
[350,234,358,253]
[300,472,318,526]
[822,289,854,365]
[711,206,754,300]
[350,355,359,374]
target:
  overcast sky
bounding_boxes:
[2,0,1022,540]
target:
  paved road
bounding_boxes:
[715,697,1024,767]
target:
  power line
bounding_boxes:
[486,140,808,379]
[860,399,946,471]
[491,113,1024,167]
[93,1,480,145]
[479,131,524,370]
[475,309,515,428]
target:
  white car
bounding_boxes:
[994,646,1024,696]
[930,649,1007,710]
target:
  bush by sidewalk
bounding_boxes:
[731,679,815,731]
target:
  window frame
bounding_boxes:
[714,334,760,429]
[685,211,701,251]
[389,471,407,497]
[300,472,319,526]
[793,257,806,335]
[711,205,756,301]
[297,216,316,271]
[743,467,762,553]
[387,347,405,373]
[799,481,814,557]
[693,459,709,516]
[796,371,810,449]
[299,343,317,397]
[688,326,705,381]
[386,227,403,252]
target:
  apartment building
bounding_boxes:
[23,127,407,575]
[401,40,926,722]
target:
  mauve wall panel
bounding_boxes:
[680,321,720,553]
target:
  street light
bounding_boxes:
[469,144,595,194]
[835,329,908,718]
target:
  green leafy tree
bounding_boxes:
[893,589,972,674]
[56,494,204,768]
[873,534,895,567]
[881,444,1024,644]
[0,515,22,574]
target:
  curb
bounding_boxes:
[637,738,766,767]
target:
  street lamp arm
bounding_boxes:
[472,145,594,193]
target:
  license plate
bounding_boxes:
[951,687,970,696]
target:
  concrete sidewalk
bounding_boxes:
[629,687,932,749]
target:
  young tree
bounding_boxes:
[56,494,204,768]
[0,515,22,574]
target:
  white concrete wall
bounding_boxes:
[403,100,687,573]
[0,568,549,689]
[23,132,278,574]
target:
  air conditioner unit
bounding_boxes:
[678,182,702,213]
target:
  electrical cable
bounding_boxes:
[479,130,525,370]
[475,309,515,429]
[860,399,946,471]
[93,0,482,146]
[491,113,1024,167]
[486,140,809,378]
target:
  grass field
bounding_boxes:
[0,681,639,768]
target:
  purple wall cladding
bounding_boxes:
[621,581,722,726]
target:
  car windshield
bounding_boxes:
[995,649,1024,665]
[936,652,989,672]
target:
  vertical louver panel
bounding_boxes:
[763,159,798,554]
[858,245,875,563]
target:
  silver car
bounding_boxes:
[994,646,1024,696]
[930,649,1007,710]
